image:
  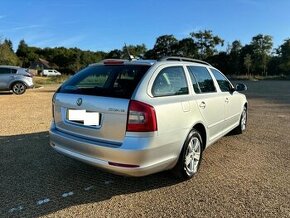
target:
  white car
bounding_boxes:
[50,56,247,179]
[41,69,61,76]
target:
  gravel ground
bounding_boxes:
[0,81,289,217]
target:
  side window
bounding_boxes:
[0,68,12,74]
[187,66,216,93]
[210,68,232,92]
[188,71,201,94]
[152,66,189,97]
[11,69,17,74]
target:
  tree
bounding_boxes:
[0,40,19,65]
[16,40,40,67]
[207,51,230,74]
[151,35,178,59]
[250,34,273,76]
[190,30,224,59]
[176,38,198,58]
[4,39,13,51]
[122,44,147,59]
[106,49,122,59]
[278,39,290,75]
[244,54,252,75]
[229,40,242,74]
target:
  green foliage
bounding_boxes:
[190,30,224,59]
[0,40,20,65]
[229,40,243,74]
[250,34,273,75]
[177,38,198,58]
[122,44,147,59]
[244,54,252,75]
[145,35,179,59]
[1,31,290,77]
[278,39,290,75]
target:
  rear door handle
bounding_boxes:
[199,101,206,109]
[225,98,229,103]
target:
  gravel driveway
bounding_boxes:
[0,81,289,217]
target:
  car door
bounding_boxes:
[187,65,225,142]
[210,68,242,130]
[149,65,193,137]
[0,67,13,90]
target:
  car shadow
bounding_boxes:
[0,131,181,217]
[0,91,13,95]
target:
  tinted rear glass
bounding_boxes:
[58,65,150,99]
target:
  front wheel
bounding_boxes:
[12,82,26,95]
[173,129,203,179]
[233,106,247,134]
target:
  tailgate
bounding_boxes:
[54,93,129,144]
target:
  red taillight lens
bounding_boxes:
[127,100,157,132]
[52,93,56,120]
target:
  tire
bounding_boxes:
[233,106,247,134]
[173,129,203,179]
[12,82,26,95]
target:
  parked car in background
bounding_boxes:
[50,57,248,179]
[40,69,61,76]
[0,65,34,95]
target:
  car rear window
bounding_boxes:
[58,65,150,99]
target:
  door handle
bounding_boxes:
[225,98,229,103]
[199,101,206,109]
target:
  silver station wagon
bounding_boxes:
[50,57,247,179]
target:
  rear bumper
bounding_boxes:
[49,125,178,177]
[24,78,34,88]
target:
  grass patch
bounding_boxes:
[33,75,70,86]
[229,74,290,81]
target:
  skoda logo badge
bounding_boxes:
[76,98,82,106]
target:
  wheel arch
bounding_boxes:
[9,80,27,90]
[192,123,207,151]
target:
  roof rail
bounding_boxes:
[159,56,211,66]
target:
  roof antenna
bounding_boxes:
[124,43,134,61]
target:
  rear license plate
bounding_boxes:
[67,109,100,126]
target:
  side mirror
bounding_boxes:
[235,83,247,92]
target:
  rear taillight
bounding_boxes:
[52,93,56,119]
[24,73,33,78]
[126,100,157,132]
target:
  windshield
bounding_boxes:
[58,64,150,99]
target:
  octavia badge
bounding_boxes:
[76,98,82,106]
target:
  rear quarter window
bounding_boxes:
[152,66,189,97]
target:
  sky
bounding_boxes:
[0,0,290,52]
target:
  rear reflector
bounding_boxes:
[127,100,157,132]
[108,162,139,168]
